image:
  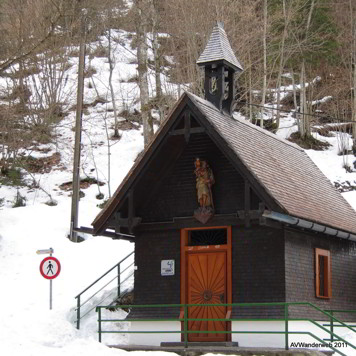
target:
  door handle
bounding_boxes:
[220,293,224,303]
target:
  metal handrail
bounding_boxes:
[120,262,134,275]
[74,250,134,329]
[76,269,134,311]
[76,273,120,310]
[75,251,134,298]
[322,309,356,343]
[80,288,122,320]
[95,301,356,356]
[119,271,134,286]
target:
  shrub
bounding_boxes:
[45,199,58,206]
[12,190,26,208]
[96,192,104,200]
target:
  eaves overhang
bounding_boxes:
[263,210,356,241]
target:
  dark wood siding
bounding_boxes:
[129,229,181,319]
[285,228,356,321]
[130,224,356,322]
[136,132,260,222]
[130,224,285,319]
[231,225,285,319]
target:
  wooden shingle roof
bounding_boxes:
[187,92,356,235]
[196,22,243,71]
[92,92,356,236]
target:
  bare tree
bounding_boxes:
[0,0,65,74]
[134,0,154,147]
[275,0,292,128]
[260,0,268,128]
[107,27,120,138]
[150,1,162,100]
[350,0,356,136]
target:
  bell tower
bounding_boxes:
[196,22,243,115]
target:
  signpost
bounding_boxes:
[40,256,61,279]
[37,248,61,310]
[36,248,54,255]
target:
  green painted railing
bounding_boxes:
[95,302,356,356]
[322,309,356,343]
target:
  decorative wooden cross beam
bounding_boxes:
[113,189,142,234]
[169,111,205,142]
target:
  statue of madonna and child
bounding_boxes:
[193,158,215,224]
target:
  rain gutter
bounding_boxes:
[262,210,356,242]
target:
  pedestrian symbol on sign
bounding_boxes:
[40,257,61,280]
[47,260,54,275]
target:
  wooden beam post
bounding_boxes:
[259,202,266,225]
[114,212,121,234]
[128,188,135,234]
[184,111,191,143]
[244,179,251,228]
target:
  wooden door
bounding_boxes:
[187,251,227,341]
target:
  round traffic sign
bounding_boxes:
[40,256,61,280]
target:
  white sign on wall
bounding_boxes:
[161,260,175,276]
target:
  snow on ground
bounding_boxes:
[275,110,356,211]
[1,33,356,356]
[0,114,179,355]
[0,29,180,356]
[304,131,356,206]
[275,113,298,140]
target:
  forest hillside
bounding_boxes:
[1,1,356,356]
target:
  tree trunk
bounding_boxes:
[248,50,253,122]
[297,0,315,138]
[291,68,300,131]
[260,0,267,129]
[291,69,298,112]
[300,61,311,138]
[306,0,316,34]
[275,0,289,129]
[151,1,161,94]
[300,61,306,137]
[108,27,120,138]
[135,0,153,147]
[350,0,356,137]
[151,0,163,122]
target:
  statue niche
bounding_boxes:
[194,158,215,224]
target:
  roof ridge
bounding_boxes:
[186,92,303,152]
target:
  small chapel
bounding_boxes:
[92,23,356,348]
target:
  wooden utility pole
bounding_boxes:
[70,16,86,242]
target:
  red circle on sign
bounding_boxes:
[40,256,61,280]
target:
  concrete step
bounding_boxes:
[161,342,239,347]
[109,344,333,356]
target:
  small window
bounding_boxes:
[315,248,331,299]
[189,228,227,246]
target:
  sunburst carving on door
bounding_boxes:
[187,251,226,341]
